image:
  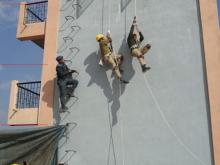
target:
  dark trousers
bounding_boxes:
[58,78,78,107]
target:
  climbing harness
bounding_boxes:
[130,44,139,50]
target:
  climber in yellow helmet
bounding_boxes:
[96,31,129,84]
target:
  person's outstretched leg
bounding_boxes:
[132,48,150,72]
[115,54,124,65]
[115,54,124,73]
[141,44,151,55]
[106,55,129,83]
[58,82,68,111]
[132,48,145,64]
[105,55,121,78]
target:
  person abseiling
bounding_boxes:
[127,16,151,72]
[56,56,79,111]
[96,32,129,84]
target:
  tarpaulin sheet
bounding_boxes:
[0,125,66,165]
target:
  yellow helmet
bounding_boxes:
[11,164,20,165]
[96,34,104,42]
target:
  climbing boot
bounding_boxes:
[146,44,151,49]
[60,105,68,112]
[120,79,129,84]
[141,64,151,72]
[120,55,124,62]
[67,88,75,97]
[67,92,75,97]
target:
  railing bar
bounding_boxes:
[21,89,24,108]
[27,90,29,108]
[21,87,23,108]
[17,85,40,96]
[28,91,31,108]
[26,8,44,22]
[17,88,20,108]
[25,1,48,6]
[24,1,47,24]
[17,81,41,85]
[24,90,27,108]
[16,81,41,109]
[24,89,26,108]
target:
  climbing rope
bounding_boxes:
[108,0,111,32]
[106,1,126,164]
[119,84,125,165]
[132,1,208,164]
[141,72,208,165]
[107,101,117,165]
[134,0,137,16]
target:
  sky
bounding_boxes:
[0,0,219,124]
[0,0,43,124]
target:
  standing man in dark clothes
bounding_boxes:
[127,16,151,72]
[56,56,79,111]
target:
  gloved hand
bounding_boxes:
[73,70,79,74]
[106,30,112,43]
[70,69,77,73]
[133,16,137,24]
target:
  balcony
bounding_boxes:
[8,80,41,125]
[16,1,48,48]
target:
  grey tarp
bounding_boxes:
[0,125,66,165]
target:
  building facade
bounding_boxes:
[7,0,220,164]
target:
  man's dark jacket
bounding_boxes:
[56,63,72,82]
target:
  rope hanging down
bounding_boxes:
[107,1,125,165]
[133,0,207,162]
[133,0,207,164]
[134,0,137,16]
[141,73,208,165]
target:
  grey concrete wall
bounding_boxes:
[55,0,213,164]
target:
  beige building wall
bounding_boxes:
[38,0,60,125]
[8,0,220,163]
[8,0,60,126]
[7,80,38,125]
[16,2,45,41]
[199,0,220,164]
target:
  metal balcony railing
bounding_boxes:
[25,1,48,24]
[16,81,41,109]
